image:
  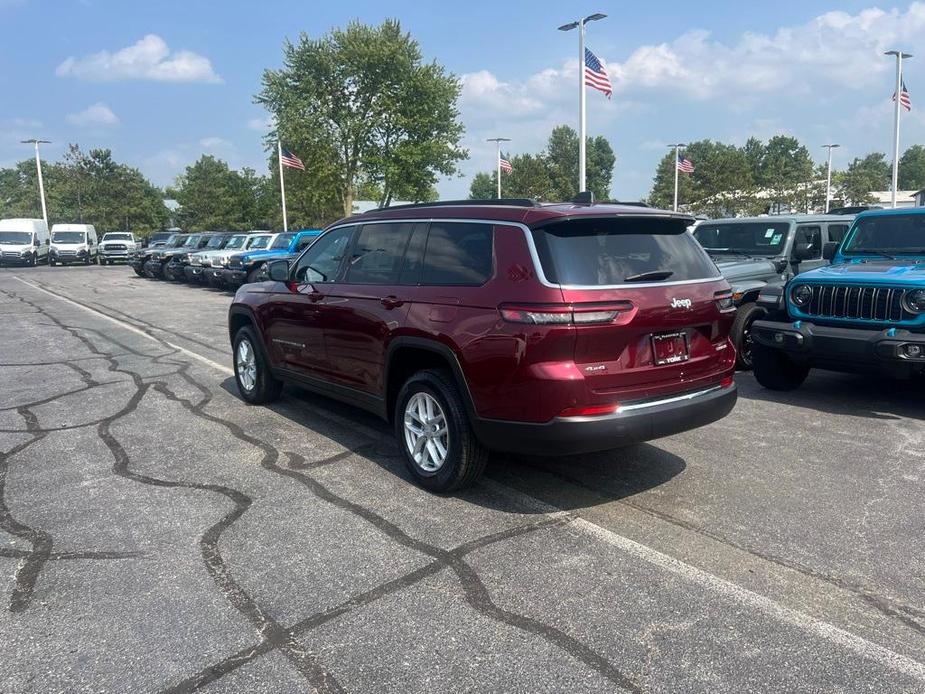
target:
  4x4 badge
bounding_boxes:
[670,298,692,309]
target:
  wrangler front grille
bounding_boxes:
[800,284,917,322]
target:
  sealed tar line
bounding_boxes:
[13,274,925,683]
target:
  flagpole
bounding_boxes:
[277,139,288,231]
[558,14,604,196]
[668,143,684,212]
[886,50,912,208]
[486,137,510,199]
[822,144,839,213]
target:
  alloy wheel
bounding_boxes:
[236,338,257,392]
[403,392,449,473]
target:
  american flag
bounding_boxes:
[677,153,695,173]
[893,79,912,112]
[499,157,513,174]
[280,146,305,171]
[584,48,612,99]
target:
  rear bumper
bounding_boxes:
[752,319,925,376]
[471,383,737,456]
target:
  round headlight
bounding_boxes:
[903,288,925,314]
[791,284,813,307]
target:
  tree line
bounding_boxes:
[468,125,616,202]
[648,137,925,216]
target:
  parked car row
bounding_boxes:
[129,228,321,290]
[0,218,140,267]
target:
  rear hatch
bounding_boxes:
[530,215,734,402]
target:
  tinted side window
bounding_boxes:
[295,235,316,252]
[397,223,429,285]
[422,222,494,286]
[293,227,354,283]
[827,224,849,244]
[345,223,416,284]
[795,225,822,259]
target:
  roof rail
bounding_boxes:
[360,198,539,212]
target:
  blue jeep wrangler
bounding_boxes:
[751,208,925,390]
[223,229,321,287]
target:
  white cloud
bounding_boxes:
[607,4,925,98]
[199,136,230,149]
[66,103,119,127]
[55,34,222,83]
[246,116,275,132]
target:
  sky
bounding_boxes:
[1,0,924,202]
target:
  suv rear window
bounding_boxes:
[533,217,719,286]
[422,222,493,286]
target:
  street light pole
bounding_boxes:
[486,137,510,199]
[822,144,840,213]
[885,50,912,208]
[21,139,50,227]
[558,13,606,194]
[667,143,685,212]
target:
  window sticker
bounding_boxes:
[771,234,783,245]
[765,229,775,238]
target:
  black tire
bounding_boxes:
[49,259,56,267]
[133,265,144,277]
[394,369,489,493]
[232,326,283,405]
[246,265,265,284]
[752,343,810,391]
[27,253,36,267]
[730,303,766,371]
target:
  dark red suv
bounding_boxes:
[228,200,737,491]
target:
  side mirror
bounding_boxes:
[822,242,838,261]
[793,243,813,261]
[267,259,290,282]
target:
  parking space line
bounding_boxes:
[15,274,925,682]
[13,277,233,376]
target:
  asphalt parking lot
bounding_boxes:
[1,265,924,693]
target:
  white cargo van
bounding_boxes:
[49,224,98,266]
[0,218,49,266]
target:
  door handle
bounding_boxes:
[380,295,404,309]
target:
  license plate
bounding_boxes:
[651,332,689,365]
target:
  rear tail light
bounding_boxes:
[558,403,619,418]
[720,375,734,388]
[714,290,735,312]
[500,302,633,325]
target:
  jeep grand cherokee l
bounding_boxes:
[228,200,738,491]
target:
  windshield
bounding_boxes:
[168,235,188,247]
[223,235,247,250]
[532,217,719,285]
[693,222,790,256]
[248,235,271,250]
[0,231,33,245]
[206,235,227,249]
[52,231,86,244]
[842,214,925,256]
[103,233,133,241]
[270,233,294,250]
[151,232,173,243]
[182,234,202,247]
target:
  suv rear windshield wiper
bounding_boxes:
[624,270,674,282]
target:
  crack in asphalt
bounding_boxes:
[523,459,925,637]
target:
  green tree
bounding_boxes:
[257,19,467,218]
[503,153,553,200]
[898,144,925,190]
[468,171,496,199]
[839,153,891,205]
[759,135,814,211]
[545,125,615,201]
[170,156,276,231]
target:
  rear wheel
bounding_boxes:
[752,343,810,391]
[233,326,283,404]
[395,369,488,492]
[730,303,766,371]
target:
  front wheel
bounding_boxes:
[233,326,283,404]
[395,369,488,493]
[752,343,810,391]
[246,265,265,284]
[730,303,766,371]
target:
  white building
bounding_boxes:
[866,190,918,208]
